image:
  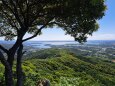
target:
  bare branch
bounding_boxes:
[0,50,10,69]
[22,18,54,42]
[0,45,8,53]
[22,25,45,42]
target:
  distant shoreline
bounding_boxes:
[0,40,115,42]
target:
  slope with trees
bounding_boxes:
[0,49,115,86]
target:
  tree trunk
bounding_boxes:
[0,51,13,86]
[5,66,14,86]
[5,54,14,86]
[16,44,23,86]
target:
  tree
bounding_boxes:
[0,0,106,86]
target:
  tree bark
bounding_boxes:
[5,66,14,86]
[0,51,13,86]
[16,44,23,86]
[4,53,14,86]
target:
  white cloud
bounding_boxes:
[0,31,115,41]
[0,37,4,40]
[30,33,115,41]
[30,34,74,41]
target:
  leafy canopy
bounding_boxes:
[0,0,106,42]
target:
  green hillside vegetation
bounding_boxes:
[0,49,115,86]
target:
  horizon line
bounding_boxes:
[0,39,115,42]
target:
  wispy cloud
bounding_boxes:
[0,34,114,41]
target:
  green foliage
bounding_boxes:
[0,0,106,42]
[0,49,115,86]
[54,77,101,86]
[0,63,5,85]
[22,49,115,86]
[25,48,62,59]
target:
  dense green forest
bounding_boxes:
[0,49,115,86]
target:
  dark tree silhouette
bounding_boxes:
[0,0,106,86]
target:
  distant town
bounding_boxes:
[0,40,115,61]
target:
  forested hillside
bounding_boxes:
[0,49,115,86]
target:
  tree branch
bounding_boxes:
[22,18,54,42]
[17,0,26,25]
[49,21,64,27]
[1,0,24,28]
[22,25,45,42]
[2,9,19,31]
[17,44,23,58]
[0,45,8,53]
[0,51,10,70]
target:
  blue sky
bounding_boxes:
[29,0,115,41]
[0,0,115,41]
[88,0,115,40]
